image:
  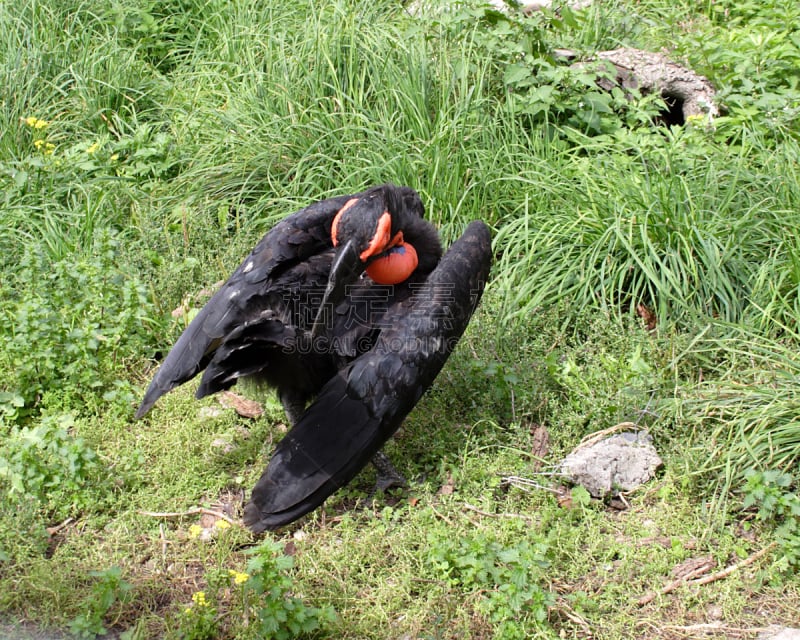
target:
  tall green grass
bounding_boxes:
[668,324,800,486]
[493,129,799,334]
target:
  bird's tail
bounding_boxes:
[195,313,303,398]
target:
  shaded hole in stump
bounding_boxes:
[659,93,685,127]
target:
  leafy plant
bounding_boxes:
[178,540,336,639]
[241,540,336,639]
[426,529,552,639]
[428,2,663,137]
[0,413,107,520]
[0,230,162,420]
[0,494,50,565]
[679,0,800,142]
[68,567,133,639]
[742,470,800,572]
[179,590,219,640]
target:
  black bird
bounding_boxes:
[135,184,491,531]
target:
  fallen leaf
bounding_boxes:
[218,391,264,419]
[529,423,550,470]
[636,303,657,331]
[556,486,573,509]
[437,473,456,495]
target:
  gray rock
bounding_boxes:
[559,431,662,498]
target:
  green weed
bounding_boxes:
[68,567,134,639]
[0,413,106,521]
[176,540,335,640]
[241,540,336,639]
[426,529,553,639]
[0,231,163,420]
[742,470,800,573]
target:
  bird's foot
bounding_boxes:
[371,450,407,492]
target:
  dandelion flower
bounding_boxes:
[188,524,203,539]
[214,519,231,530]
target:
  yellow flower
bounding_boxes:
[228,569,250,585]
[24,116,49,129]
[110,153,119,162]
[33,139,55,155]
[188,524,203,539]
[86,142,100,154]
[213,519,231,530]
[191,591,208,607]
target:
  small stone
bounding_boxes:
[210,438,234,454]
[559,430,663,498]
[707,605,723,621]
[293,529,307,542]
[199,406,225,419]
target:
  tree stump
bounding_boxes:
[585,47,718,124]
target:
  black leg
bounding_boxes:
[371,450,407,491]
[278,388,306,426]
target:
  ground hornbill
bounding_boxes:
[136,184,492,531]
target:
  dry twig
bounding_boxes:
[690,542,778,586]
[637,542,778,606]
[46,517,74,536]
[138,507,240,526]
[463,503,533,523]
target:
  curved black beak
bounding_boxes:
[311,239,365,339]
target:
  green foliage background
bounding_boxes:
[1,0,798,637]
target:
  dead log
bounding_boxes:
[580,47,719,125]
